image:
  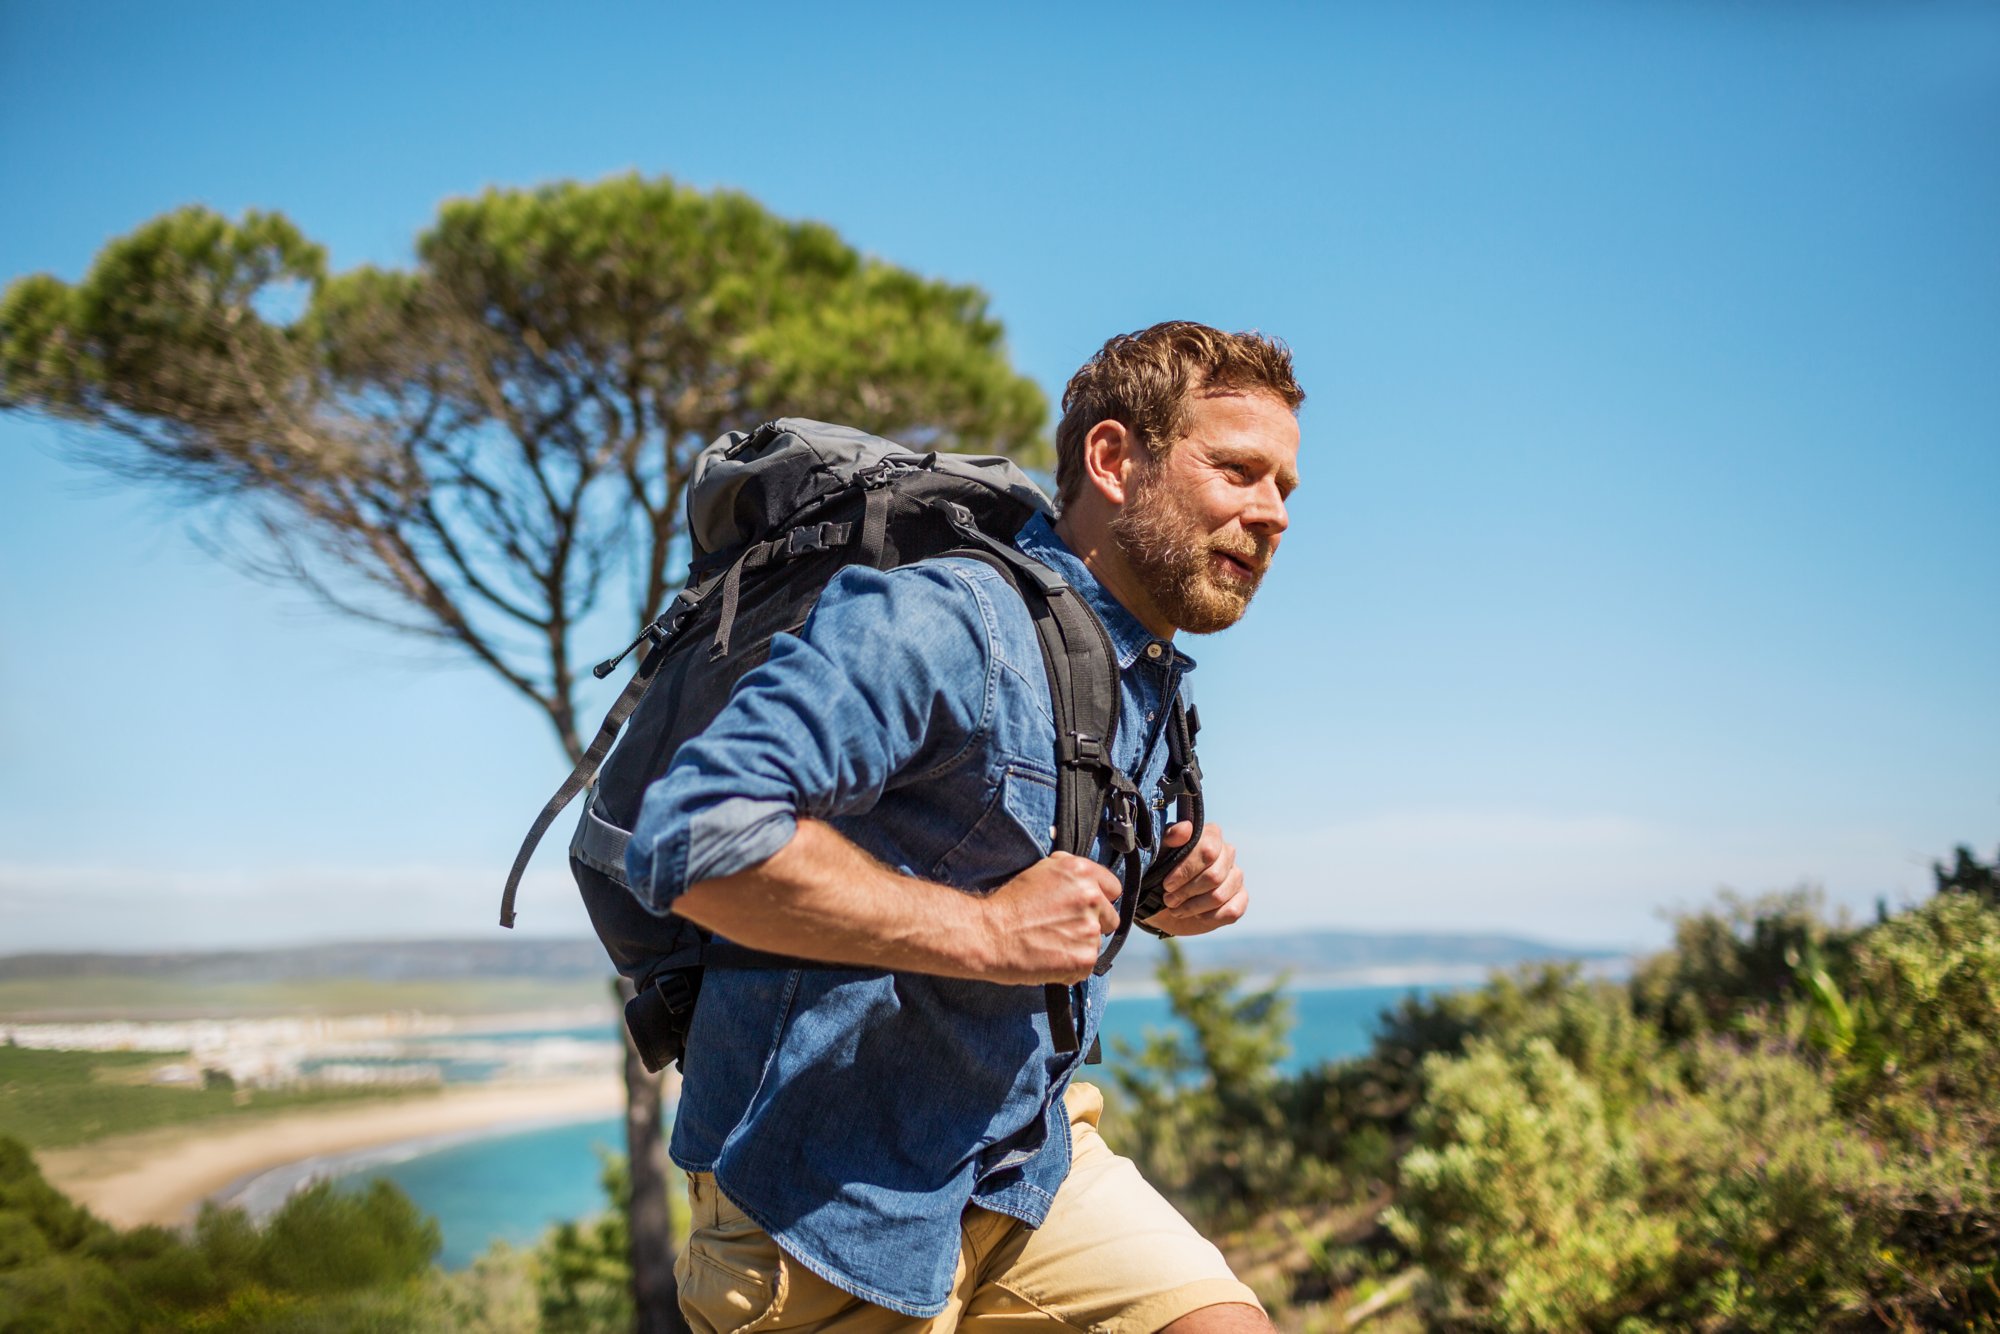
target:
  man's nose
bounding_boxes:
[1244,479,1289,537]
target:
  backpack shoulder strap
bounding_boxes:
[932,507,1151,1055]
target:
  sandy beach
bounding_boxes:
[34,1075,625,1229]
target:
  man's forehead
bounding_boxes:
[1185,387,1299,431]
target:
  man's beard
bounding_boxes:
[1109,467,1272,635]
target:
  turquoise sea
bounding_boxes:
[348,982,1446,1268]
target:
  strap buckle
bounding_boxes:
[1103,780,1150,857]
[667,586,702,627]
[1058,731,1106,769]
[786,522,832,557]
[1160,754,1204,802]
[650,969,698,1015]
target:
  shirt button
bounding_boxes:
[1144,643,1163,660]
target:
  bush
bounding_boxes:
[1933,843,2000,905]
[1850,891,2000,1110]
[0,1132,446,1331]
[1387,1036,1675,1332]
[1631,887,1853,1042]
[537,1151,635,1334]
[1638,1038,1894,1331]
[1380,882,2000,1333]
[256,1177,440,1295]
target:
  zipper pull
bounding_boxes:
[593,619,664,679]
[594,588,707,678]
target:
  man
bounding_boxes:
[626,321,1304,1332]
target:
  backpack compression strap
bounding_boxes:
[1134,697,1204,928]
[935,504,1147,1055]
[497,582,715,928]
[503,498,873,927]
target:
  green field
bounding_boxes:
[0,971,617,1149]
[0,975,611,1021]
[0,1045,437,1150]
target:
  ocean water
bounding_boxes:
[349,982,1447,1268]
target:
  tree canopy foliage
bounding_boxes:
[0,175,1047,756]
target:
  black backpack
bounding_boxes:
[499,419,1204,1072]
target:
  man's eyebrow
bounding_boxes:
[1210,443,1300,492]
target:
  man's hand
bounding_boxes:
[1140,821,1248,937]
[978,853,1125,984]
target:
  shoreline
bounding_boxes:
[34,1075,624,1230]
[213,1103,628,1223]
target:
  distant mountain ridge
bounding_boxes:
[0,930,1624,986]
[1122,928,1624,980]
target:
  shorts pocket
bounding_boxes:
[677,1223,783,1334]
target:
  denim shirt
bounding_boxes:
[624,514,1195,1317]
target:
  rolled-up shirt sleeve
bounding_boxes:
[624,560,995,915]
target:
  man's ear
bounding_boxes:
[1080,419,1143,507]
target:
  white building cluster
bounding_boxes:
[1,1009,616,1090]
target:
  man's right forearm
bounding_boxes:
[670,819,1001,979]
[669,818,1122,986]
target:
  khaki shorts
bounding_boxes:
[676,1082,1262,1333]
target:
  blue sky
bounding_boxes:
[2,1,1996,952]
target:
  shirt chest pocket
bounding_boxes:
[930,764,1057,892]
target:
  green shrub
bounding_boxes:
[1387,1036,1676,1332]
[1933,843,2000,906]
[1637,1038,1892,1331]
[1851,891,2000,1109]
[429,1242,541,1333]
[537,1151,635,1334]
[1380,886,2000,1332]
[1464,965,1667,1121]
[1632,888,1853,1042]
[256,1177,440,1295]
[0,1132,446,1330]
[0,1252,135,1333]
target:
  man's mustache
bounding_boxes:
[1210,539,1273,575]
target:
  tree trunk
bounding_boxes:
[619,975,687,1334]
[571,729,683,1334]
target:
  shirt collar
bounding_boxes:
[1014,513,1197,675]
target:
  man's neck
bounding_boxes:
[1051,512,1176,640]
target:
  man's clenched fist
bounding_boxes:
[1140,821,1248,937]
[978,852,1124,984]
